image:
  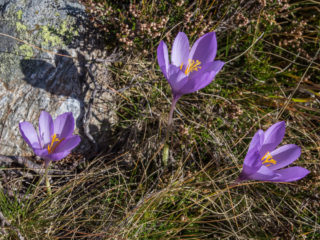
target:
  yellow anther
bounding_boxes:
[180,59,202,75]
[185,59,202,75]
[261,152,277,166]
[47,133,64,154]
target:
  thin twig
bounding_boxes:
[0,32,110,63]
[276,51,301,74]
[277,47,320,119]
[225,32,264,64]
[0,32,73,59]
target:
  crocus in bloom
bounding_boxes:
[157,31,225,101]
[238,121,309,182]
[19,111,81,164]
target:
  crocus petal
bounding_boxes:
[47,151,71,162]
[271,166,310,182]
[53,135,81,153]
[190,60,224,79]
[34,148,50,159]
[268,144,301,170]
[238,130,264,181]
[167,64,188,97]
[35,149,67,163]
[157,40,169,78]
[19,121,40,150]
[199,60,224,73]
[181,60,223,93]
[260,121,286,156]
[248,165,276,181]
[241,150,262,178]
[53,112,75,139]
[179,69,217,95]
[248,129,264,153]
[39,111,54,146]
[243,130,264,174]
[189,32,217,64]
[47,135,80,161]
[171,32,189,67]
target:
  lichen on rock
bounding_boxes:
[18,45,34,59]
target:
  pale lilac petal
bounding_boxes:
[167,65,188,97]
[157,40,169,78]
[34,148,50,159]
[205,60,224,73]
[180,60,224,93]
[241,150,261,178]
[189,60,224,79]
[47,151,71,162]
[248,129,264,153]
[242,129,264,176]
[47,136,80,161]
[260,121,286,156]
[39,111,53,146]
[19,122,40,149]
[248,166,276,181]
[53,135,81,153]
[189,32,217,64]
[171,32,189,67]
[271,167,310,182]
[193,60,224,74]
[34,147,65,162]
[180,69,217,95]
[167,64,181,78]
[268,144,301,170]
[238,130,264,181]
[53,112,75,139]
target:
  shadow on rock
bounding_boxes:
[20,50,81,97]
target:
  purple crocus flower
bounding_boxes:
[19,111,81,164]
[238,121,309,182]
[157,31,225,102]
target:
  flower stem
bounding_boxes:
[44,160,52,196]
[162,97,178,166]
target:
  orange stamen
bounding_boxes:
[47,133,64,154]
[184,59,202,75]
[179,59,202,75]
[261,152,277,166]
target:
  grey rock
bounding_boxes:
[0,0,116,156]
